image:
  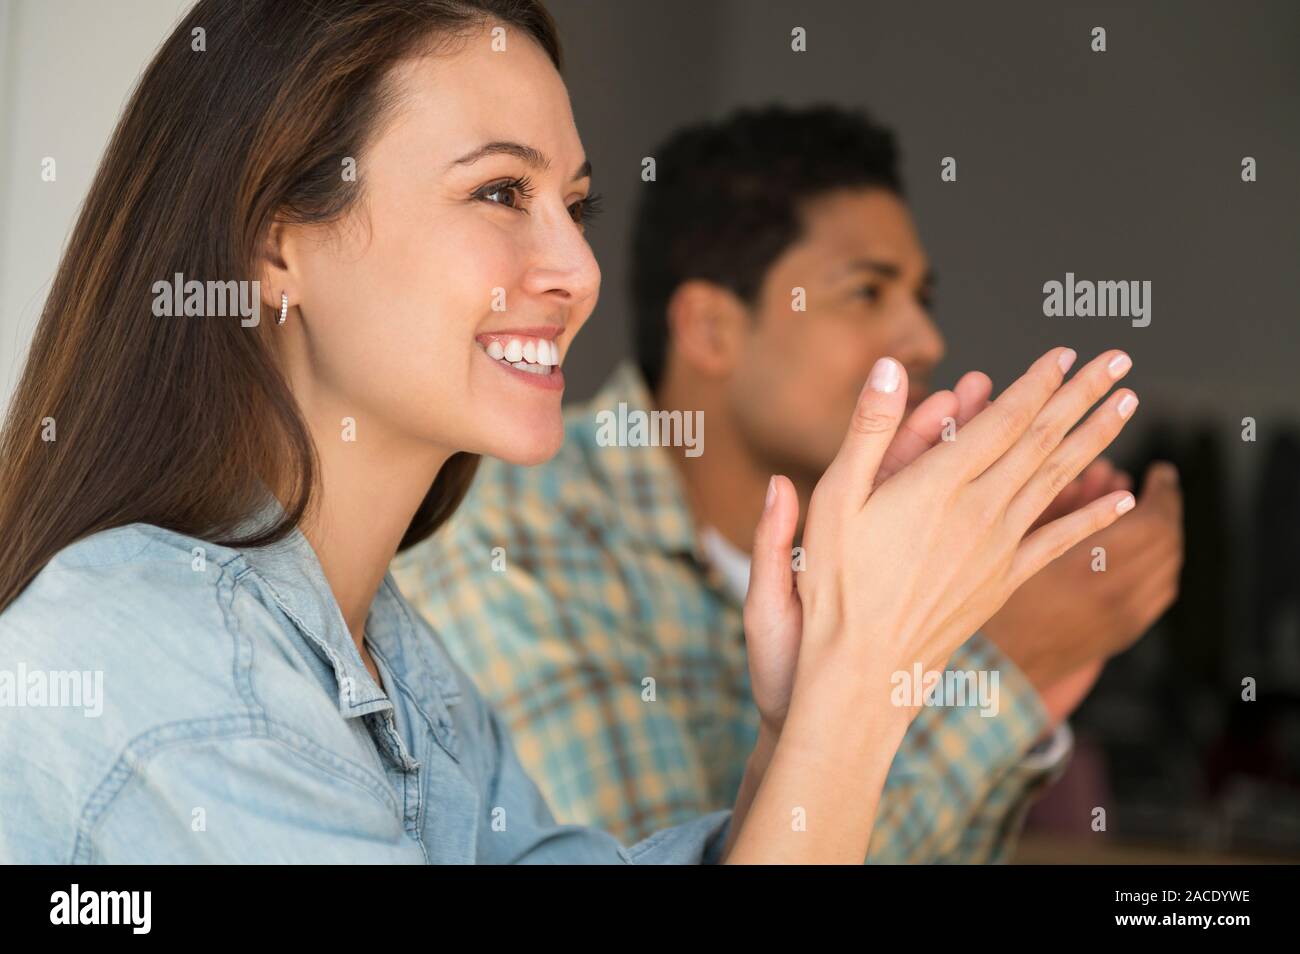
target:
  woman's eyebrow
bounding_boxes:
[450,140,592,181]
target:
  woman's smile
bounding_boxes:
[475,328,566,391]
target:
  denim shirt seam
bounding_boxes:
[71,561,401,862]
[59,528,155,568]
[231,560,383,715]
[622,826,671,863]
[221,560,262,710]
[367,640,459,767]
[222,558,402,815]
[383,574,463,706]
[228,557,425,857]
[71,713,403,862]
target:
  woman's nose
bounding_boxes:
[521,211,601,306]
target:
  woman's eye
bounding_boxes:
[475,176,534,211]
[856,285,882,303]
[480,186,521,209]
[569,191,603,228]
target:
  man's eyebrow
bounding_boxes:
[449,140,593,181]
[833,258,901,280]
[833,258,937,286]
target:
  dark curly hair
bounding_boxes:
[630,104,904,393]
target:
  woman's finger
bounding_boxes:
[877,368,995,485]
[953,370,992,426]
[744,475,800,641]
[1077,458,1115,504]
[1028,479,1084,532]
[930,347,1076,482]
[978,349,1131,495]
[817,357,910,511]
[1029,458,1114,531]
[1005,387,1139,531]
[875,389,959,486]
[1009,490,1137,589]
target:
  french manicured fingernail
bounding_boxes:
[1117,393,1139,419]
[1057,348,1077,373]
[1108,352,1132,378]
[868,357,900,393]
[1116,493,1136,514]
[764,476,777,511]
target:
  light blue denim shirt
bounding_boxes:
[0,496,731,863]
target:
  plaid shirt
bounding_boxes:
[394,363,1069,862]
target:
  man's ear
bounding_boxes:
[665,279,749,378]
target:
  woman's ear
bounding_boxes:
[258,219,296,316]
[665,279,749,378]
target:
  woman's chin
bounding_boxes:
[479,426,564,468]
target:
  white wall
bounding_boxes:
[0,0,194,416]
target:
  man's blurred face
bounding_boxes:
[728,187,944,483]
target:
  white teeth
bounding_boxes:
[482,336,560,370]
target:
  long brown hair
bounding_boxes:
[0,0,562,612]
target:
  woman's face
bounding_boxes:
[280,28,600,466]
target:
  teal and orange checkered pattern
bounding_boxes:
[394,362,1066,862]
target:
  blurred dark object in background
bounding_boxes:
[1023,419,1300,859]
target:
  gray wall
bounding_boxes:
[550,0,1300,490]
[0,0,195,418]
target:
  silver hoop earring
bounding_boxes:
[277,292,288,325]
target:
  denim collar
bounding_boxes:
[231,489,463,740]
